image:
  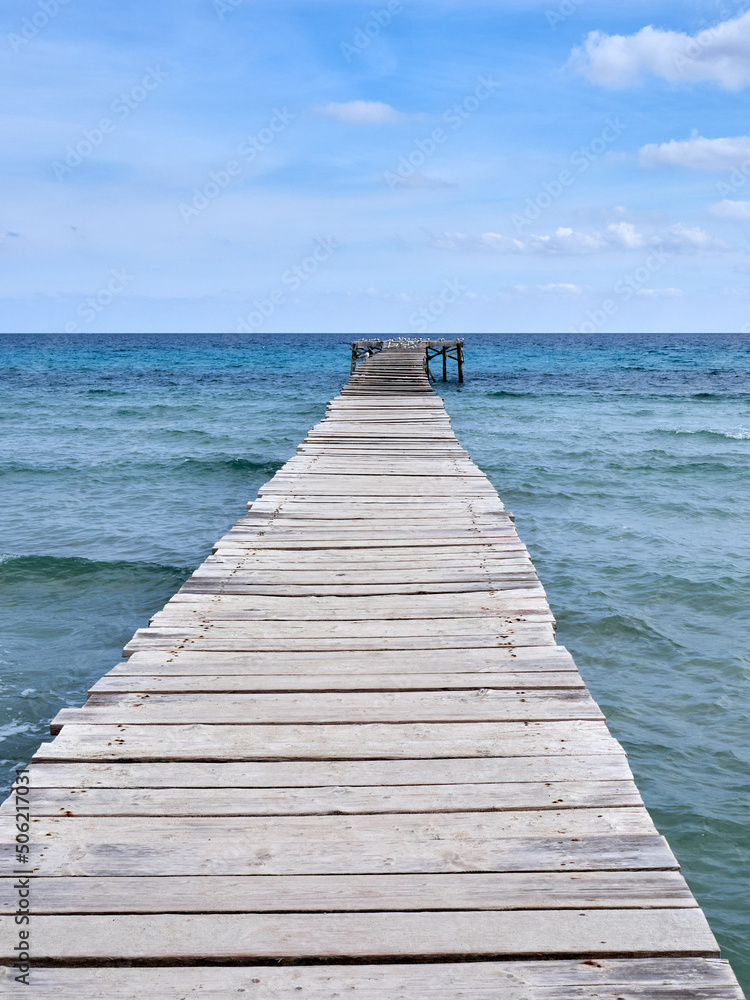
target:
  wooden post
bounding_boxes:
[442,346,447,382]
[457,341,464,383]
[350,344,357,375]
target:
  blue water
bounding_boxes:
[0,333,748,985]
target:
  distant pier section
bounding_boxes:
[351,337,464,382]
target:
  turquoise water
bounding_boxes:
[0,333,748,985]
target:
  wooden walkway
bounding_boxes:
[1,346,744,998]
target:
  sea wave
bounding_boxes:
[0,553,191,584]
[0,456,284,477]
[655,427,750,441]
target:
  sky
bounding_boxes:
[2,0,750,334]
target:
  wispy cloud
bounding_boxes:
[515,283,584,295]
[569,11,750,89]
[319,101,408,124]
[636,287,683,298]
[639,134,750,170]
[433,222,726,256]
[710,199,750,218]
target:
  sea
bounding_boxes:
[0,332,747,986]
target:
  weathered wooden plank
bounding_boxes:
[2,959,741,999]
[6,959,741,999]
[146,611,552,634]
[248,503,508,519]
[207,550,529,564]
[216,524,519,536]
[16,779,641,817]
[120,645,576,674]
[216,537,521,550]
[27,754,635,788]
[122,624,556,655]
[14,814,662,876]
[0,909,718,961]
[258,478,499,496]
[161,589,543,614]
[177,580,541,597]
[50,690,602,732]
[253,498,505,507]
[186,559,537,577]
[33,720,624,762]
[0,870,693,914]
[89,671,586,693]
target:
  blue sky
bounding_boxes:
[2,0,750,333]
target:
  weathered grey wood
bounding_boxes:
[0,909,719,961]
[120,645,576,674]
[1,959,741,999]
[258,477,499,496]
[33,720,624,762]
[250,496,507,510]
[0,870,693,914]
[146,611,552,634]
[211,534,524,549]
[27,754,635,787]
[50,690,603,733]
[122,623,556,655]
[16,779,641,816]
[185,559,538,577]
[205,551,531,566]
[89,671,586,693]
[177,580,541,596]
[11,815,662,876]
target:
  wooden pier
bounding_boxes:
[351,338,464,381]
[0,345,744,998]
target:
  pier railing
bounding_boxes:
[351,337,464,382]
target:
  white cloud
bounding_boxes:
[639,134,750,170]
[434,232,525,253]
[569,11,750,89]
[710,199,750,218]
[515,283,584,295]
[433,222,727,257]
[656,223,727,251]
[522,222,649,254]
[526,227,607,254]
[606,221,647,249]
[319,101,407,124]
[637,287,683,298]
